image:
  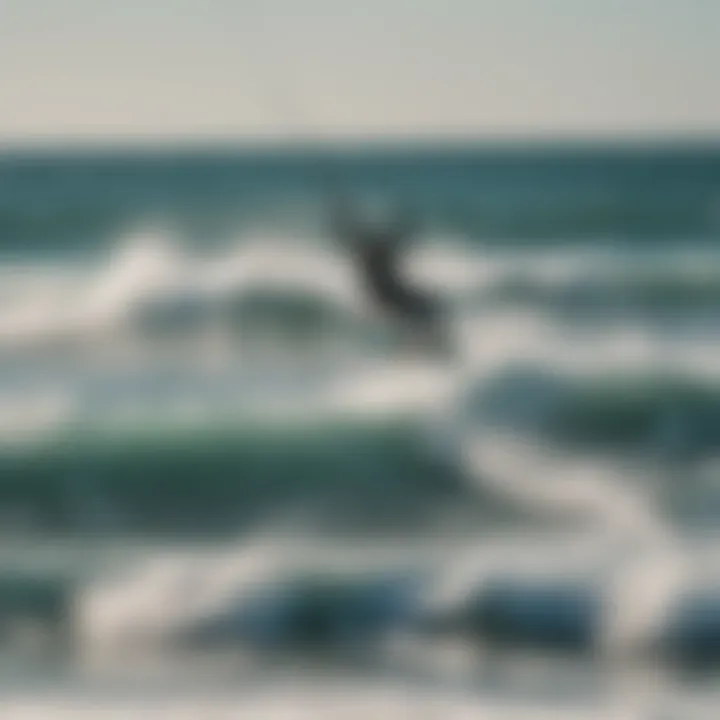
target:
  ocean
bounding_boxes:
[0,142,720,718]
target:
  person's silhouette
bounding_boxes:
[330,195,447,353]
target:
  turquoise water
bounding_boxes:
[1,142,720,716]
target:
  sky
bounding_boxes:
[1,0,719,142]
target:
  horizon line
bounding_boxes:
[1,131,720,156]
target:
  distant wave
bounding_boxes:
[460,363,720,456]
[485,266,720,319]
[0,229,375,356]
[4,225,720,359]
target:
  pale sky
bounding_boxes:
[1,0,719,141]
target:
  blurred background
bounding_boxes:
[0,1,720,718]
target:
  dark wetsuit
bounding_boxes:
[354,234,438,327]
[330,200,446,349]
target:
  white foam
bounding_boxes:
[77,534,297,665]
[0,680,657,720]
